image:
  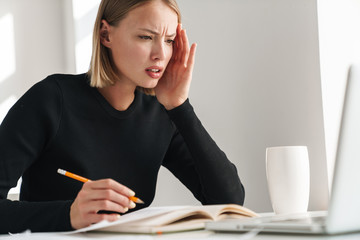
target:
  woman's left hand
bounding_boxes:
[155,24,197,110]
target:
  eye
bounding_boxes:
[139,35,152,40]
[166,39,175,45]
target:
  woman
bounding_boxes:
[0,0,245,233]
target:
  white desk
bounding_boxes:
[1,230,360,240]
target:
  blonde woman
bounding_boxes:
[0,0,245,233]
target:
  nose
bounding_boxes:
[151,41,166,61]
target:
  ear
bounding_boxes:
[100,19,112,48]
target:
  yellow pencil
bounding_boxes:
[57,168,144,204]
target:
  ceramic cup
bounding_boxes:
[266,146,310,214]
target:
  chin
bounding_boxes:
[141,79,159,89]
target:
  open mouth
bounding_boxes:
[145,67,162,79]
[146,69,161,73]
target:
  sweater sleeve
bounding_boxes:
[162,99,245,205]
[0,76,73,233]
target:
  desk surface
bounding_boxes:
[1,230,360,240]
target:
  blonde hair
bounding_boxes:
[87,0,181,95]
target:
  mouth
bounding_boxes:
[146,69,161,73]
[145,66,163,79]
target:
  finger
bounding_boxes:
[175,24,183,62]
[85,189,135,209]
[87,199,129,214]
[181,29,190,66]
[186,43,197,74]
[171,25,180,61]
[88,179,135,198]
[80,180,136,210]
[73,196,128,216]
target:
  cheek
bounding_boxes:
[125,43,151,65]
[165,46,173,63]
[112,42,149,66]
[131,44,150,60]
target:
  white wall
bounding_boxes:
[0,0,71,124]
[0,0,70,196]
[0,0,69,96]
[153,0,328,212]
[1,0,330,213]
[317,0,360,189]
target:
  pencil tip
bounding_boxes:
[136,199,145,204]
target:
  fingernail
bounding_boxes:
[128,190,135,196]
[117,214,121,219]
[130,201,136,209]
[123,207,129,212]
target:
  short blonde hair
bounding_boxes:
[87,0,181,95]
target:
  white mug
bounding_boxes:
[266,146,310,215]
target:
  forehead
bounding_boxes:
[120,1,178,31]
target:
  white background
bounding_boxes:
[1,0,359,213]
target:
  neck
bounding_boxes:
[98,82,136,111]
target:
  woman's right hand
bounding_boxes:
[70,179,137,229]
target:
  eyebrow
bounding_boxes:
[138,28,176,37]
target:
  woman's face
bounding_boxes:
[102,0,178,89]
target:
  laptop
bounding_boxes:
[206,63,360,235]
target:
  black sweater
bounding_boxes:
[0,73,244,233]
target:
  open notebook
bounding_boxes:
[68,204,257,234]
[206,63,360,235]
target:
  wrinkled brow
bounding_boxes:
[138,28,176,38]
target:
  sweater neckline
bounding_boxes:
[85,77,140,119]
